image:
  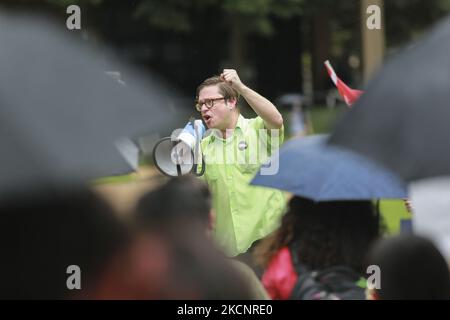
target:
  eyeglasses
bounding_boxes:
[195,97,226,111]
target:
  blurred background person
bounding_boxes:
[289,103,310,137]
[276,93,312,138]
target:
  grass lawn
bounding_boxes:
[379,200,412,235]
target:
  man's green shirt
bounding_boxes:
[201,115,287,257]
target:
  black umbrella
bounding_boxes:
[329,14,450,182]
[0,13,188,197]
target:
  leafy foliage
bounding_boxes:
[132,0,303,35]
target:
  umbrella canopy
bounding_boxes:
[251,135,407,201]
[0,13,188,197]
[328,14,450,182]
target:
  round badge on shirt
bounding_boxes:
[238,141,248,150]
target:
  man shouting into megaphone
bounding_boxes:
[195,69,287,258]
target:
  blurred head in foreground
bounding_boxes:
[134,175,253,299]
[0,188,128,299]
[366,234,450,300]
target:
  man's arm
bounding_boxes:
[220,69,283,130]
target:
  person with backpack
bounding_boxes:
[254,196,380,300]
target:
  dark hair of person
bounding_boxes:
[134,175,255,299]
[135,174,211,231]
[254,196,380,275]
[367,235,450,299]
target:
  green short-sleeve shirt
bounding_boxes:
[201,115,287,257]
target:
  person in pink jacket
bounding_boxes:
[254,196,380,300]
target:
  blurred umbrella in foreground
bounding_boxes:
[0,12,188,198]
[329,15,450,182]
[251,135,407,201]
[409,177,450,259]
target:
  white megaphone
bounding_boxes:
[153,118,206,177]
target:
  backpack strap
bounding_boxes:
[314,266,365,299]
[289,243,308,275]
[289,243,320,300]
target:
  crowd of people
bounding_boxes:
[3,68,450,300]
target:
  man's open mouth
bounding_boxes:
[203,114,212,122]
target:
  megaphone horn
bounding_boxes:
[153,119,205,177]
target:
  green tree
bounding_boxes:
[385,0,450,48]
[133,0,303,35]
[132,0,304,74]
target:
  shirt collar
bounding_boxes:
[235,114,246,131]
[210,114,246,141]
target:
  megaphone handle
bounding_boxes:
[172,140,182,176]
[199,155,206,175]
[192,119,205,176]
[193,154,206,176]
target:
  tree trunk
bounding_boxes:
[311,10,331,104]
[361,0,385,83]
[229,14,246,71]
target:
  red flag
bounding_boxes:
[324,60,363,107]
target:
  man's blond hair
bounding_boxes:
[196,76,240,102]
